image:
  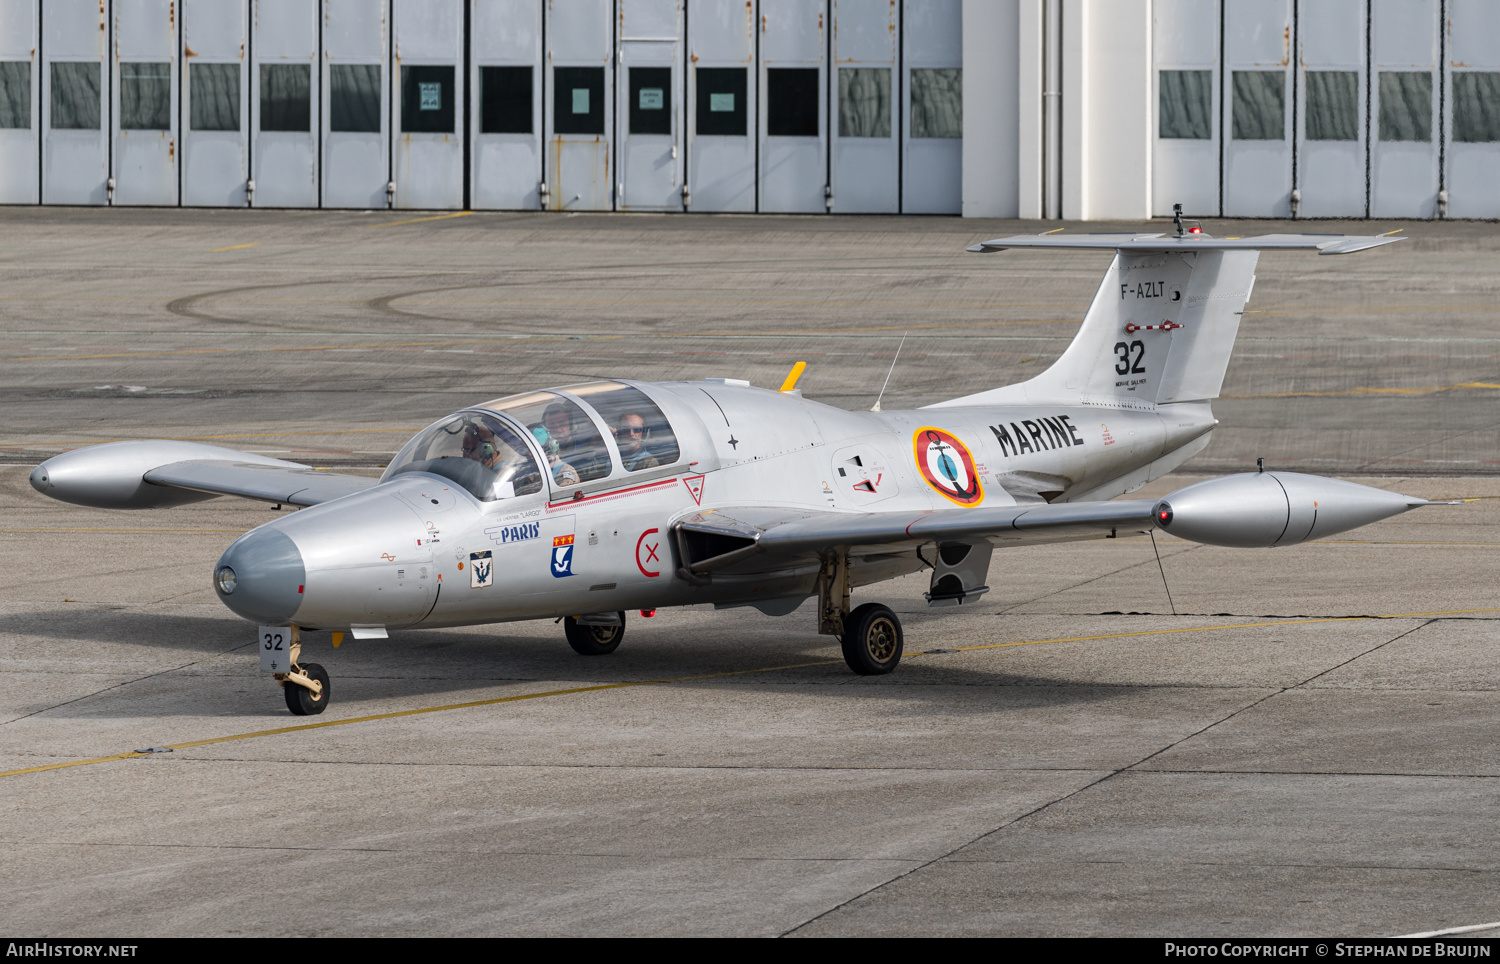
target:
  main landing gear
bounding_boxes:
[819,552,904,675]
[565,611,626,655]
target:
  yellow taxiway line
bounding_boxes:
[368,211,476,228]
[209,243,261,253]
[5,606,1500,782]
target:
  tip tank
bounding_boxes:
[1153,471,1430,548]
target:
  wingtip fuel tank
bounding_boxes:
[1154,471,1424,548]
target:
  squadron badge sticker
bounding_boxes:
[469,550,493,589]
[913,427,985,507]
[551,534,576,578]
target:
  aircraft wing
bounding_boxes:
[966,232,1403,255]
[144,460,378,507]
[673,500,1159,576]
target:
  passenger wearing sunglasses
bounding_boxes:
[614,412,660,472]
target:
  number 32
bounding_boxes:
[1114,340,1146,375]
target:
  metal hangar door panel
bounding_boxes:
[545,0,614,210]
[1151,0,1218,217]
[393,0,462,208]
[182,1,249,206]
[900,0,960,214]
[686,0,756,212]
[1442,0,1500,218]
[1221,0,1292,217]
[617,0,684,211]
[323,0,390,208]
[471,0,542,210]
[1294,0,1366,217]
[42,0,109,205]
[112,0,179,205]
[1369,0,1438,217]
[0,0,40,204]
[828,0,895,213]
[759,0,826,212]
[252,0,319,208]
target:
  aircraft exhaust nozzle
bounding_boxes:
[1154,471,1426,548]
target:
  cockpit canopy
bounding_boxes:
[384,381,683,502]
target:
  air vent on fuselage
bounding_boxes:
[673,519,761,574]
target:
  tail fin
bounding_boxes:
[932,232,1401,410]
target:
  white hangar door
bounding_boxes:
[1295,0,1366,217]
[545,0,613,210]
[1222,0,1292,217]
[901,0,960,215]
[0,0,39,205]
[617,0,683,211]
[112,0,178,206]
[182,1,249,207]
[1370,0,1438,217]
[393,0,463,209]
[252,0,319,208]
[759,0,826,213]
[1443,1,1500,218]
[471,0,542,210]
[829,0,895,213]
[323,0,390,209]
[685,0,755,212]
[42,0,109,205]
[1151,0,1218,217]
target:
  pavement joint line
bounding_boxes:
[7,607,1498,783]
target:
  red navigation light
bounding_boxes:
[1188,225,1202,234]
[640,609,656,618]
[1155,502,1174,526]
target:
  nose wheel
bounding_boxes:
[840,603,904,675]
[565,612,626,655]
[283,661,330,715]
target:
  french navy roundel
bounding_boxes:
[913,427,985,506]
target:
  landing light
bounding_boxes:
[216,566,237,594]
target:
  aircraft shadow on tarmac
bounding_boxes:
[3,607,1149,719]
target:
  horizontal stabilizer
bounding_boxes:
[967,233,1403,255]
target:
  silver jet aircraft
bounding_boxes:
[30,223,1442,715]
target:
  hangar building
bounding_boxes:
[0,0,1493,219]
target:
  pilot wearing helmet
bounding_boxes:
[460,424,507,470]
[531,426,580,486]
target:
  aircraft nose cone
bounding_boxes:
[214,528,306,624]
[28,464,50,493]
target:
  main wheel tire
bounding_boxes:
[565,612,626,656]
[840,603,904,675]
[284,662,330,716]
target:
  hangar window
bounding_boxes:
[555,66,605,135]
[839,68,889,137]
[1379,71,1432,142]
[386,412,545,502]
[190,63,239,131]
[1231,71,1284,140]
[767,68,819,137]
[121,63,170,130]
[0,61,30,129]
[696,67,746,136]
[482,391,614,485]
[1158,70,1211,139]
[910,68,961,138]
[481,66,532,134]
[50,62,100,130]
[563,382,681,472]
[630,67,672,135]
[260,63,310,132]
[1453,72,1500,143]
[402,65,455,133]
[1305,71,1358,141]
[331,64,381,133]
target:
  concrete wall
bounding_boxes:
[961,0,1020,217]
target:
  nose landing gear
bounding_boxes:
[264,626,331,715]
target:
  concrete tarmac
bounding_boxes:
[2,211,1499,936]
